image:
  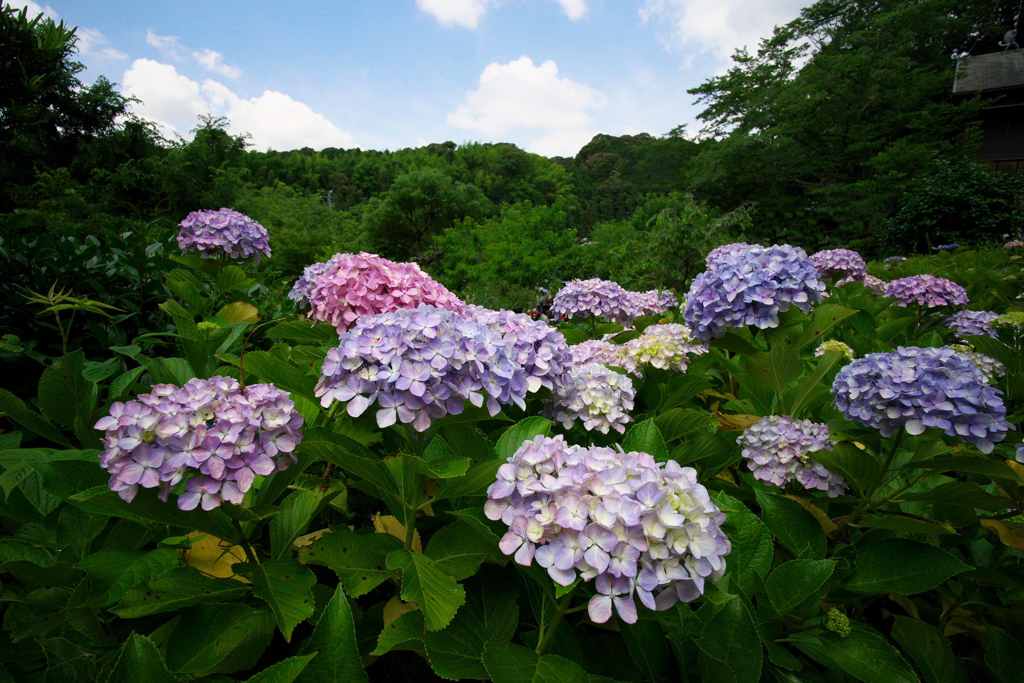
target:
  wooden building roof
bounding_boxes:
[954,50,1024,93]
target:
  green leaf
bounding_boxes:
[0,538,54,566]
[238,558,316,641]
[217,265,256,294]
[495,416,552,459]
[298,528,400,597]
[372,611,425,656]
[482,642,588,683]
[696,595,763,683]
[296,584,368,682]
[83,357,122,383]
[300,428,399,512]
[245,655,317,683]
[621,618,673,683]
[69,486,237,540]
[414,435,471,479]
[789,624,918,683]
[165,605,275,676]
[109,367,146,400]
[423,570,519,679]
[265,319,338,346]
[79,548,181,606]
[219,301,259,325]
[798,304,858,348]
[787,351,842,416]
[984,627,1024,683]
[845,540,972,595]
[113,567,249,618]
[0,388,71,446]
[387,549,466,632]
[910,455,1021,483]
[38,351,97,442]
[891,616,963,683]
[622,418,669,460]
[655,407,718,442]
[425,520,499,580]
[105,634,176,683]
[270,489,325,559]
[435,458,503,502]
[755,489,826,559]
[712,492,772,597]
[242,351,315,397]
[765,559,835,615]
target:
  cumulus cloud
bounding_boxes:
[121,58,353,150]
[639,0,804,61]
[417,0,587,28]
[76,27,127,61]
[448,56,604,156]
[6,0,58,20]
[146,30,241,78]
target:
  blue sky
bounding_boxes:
[12,0,805,156]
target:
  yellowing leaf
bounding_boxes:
[183,531,249,582]
[981,519,1024,551]
[382,595,418,626]
[1005,459,1024,482]
[292,528,331,550]
[716,413,761,431]
[218,301,259,324]
[373,513,422,553]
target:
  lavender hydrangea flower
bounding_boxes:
[862,274,887,294]
[570,340,633,373]
[705,242,758,268]
[550,363,635,434]
[883,275,968,308]
[945,310,999,338]
[832,347,1010,453]
[810,248,867,286]
[550,279,641,324]
[815,339,855,360]
[288,255,340,308]
[684,244,827,341]
[485,435,731,624]
[629,289,678,317]
[737,417,847,497]
[94,377,303,510]
[949,344,1005,383]
[316,305,540,432]
[1016,442,1024,464]
[177,208,271,260]
[465,305,573,393]
[622,324,707,373]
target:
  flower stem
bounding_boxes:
[536,591,575,655]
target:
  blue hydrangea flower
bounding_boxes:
[884,275,968,308]
[945,310,999,339]
[485,435,731,624]
[737,416,847,497]
[832,347,1010,453]
[684,244,827,341]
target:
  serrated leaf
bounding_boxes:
[387,549,466,632]
[755,489,826,559]
[696,595,763,683]
[415,435,471,479]
[265,319,338,345]
[270,489,325,559]
[495,416,552,460]
[242,351,315,397]
[622,418,669,460]
[482,642,588,683]
[79,548,181,605]
[69,486,237,541]
[105,633,176,683]
[712,492,772,597]
[298,528,400,597]
[425,521,499,580]
[0,388,71,446]
[373,610,425,656]
[295,584,367,682]
[789,624,918,683]
[113,567,249,618]
[244,655,317,683]
[846,540,972,595]
[165,604,274,675]
[891,616,963,683]
[765,559,835,615]
[239,559,317,641]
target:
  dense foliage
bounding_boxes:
[2,2,1024,681]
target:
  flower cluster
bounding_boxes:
[177,208,271,260]
[862,273,887,294]
[485,435,731,623]
[705,242,757,268]
[550,363,635,434]
[621,324,707,373]
[570,339,633,373]
[684,244,827,341]
[810,248,867,286]
[832,347,1010,453]
[945,310,999,338]
[94,377,303,510]
[465,305,573,393]
[949,344,1005,383]
[300,252,464,332]
[316,306,538,432]
[815,339,855,360]
[288,255,340,308]
[883,275,968,308]
[631,289,678,317]
[550,279,639,324]
[1005,240,1024,250]
[737,416,847,497]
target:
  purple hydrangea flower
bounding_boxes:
[549,363,635,434]
[465,305,573,393]
[945,310,999,339]
[485,435,731,624]
[621,324,707,373]
[550,279,641,324]
[288,255,340,308]
[862,274,887,294]
[948,344,1005,383]
[570,339,633,373]
[629,289,678,317]
[737,416,847,497]
[94,377,303,510]
[316,305,551,432]
[883,275,968,308]
[177,208,271,260]
[810,248,867,286]
[832,347,1010,453]
[684,244,827,341]
[706,242,758,268]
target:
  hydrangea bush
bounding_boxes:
[177,208,271,259]
[883,274,969,308]
[738,416,847,496]
[810,248,867,285]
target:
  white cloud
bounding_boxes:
[6,0,58,20]
[121,58,353,150]
[639,0,804,61]
[416,0,489,29]
[192,48,241,79]
[557,0,587,21]
[448,56,604,156]
[417,0,587,29]
[77,27,127,61]
[146,30,240,78]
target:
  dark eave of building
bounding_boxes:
[953,50,1024,94]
